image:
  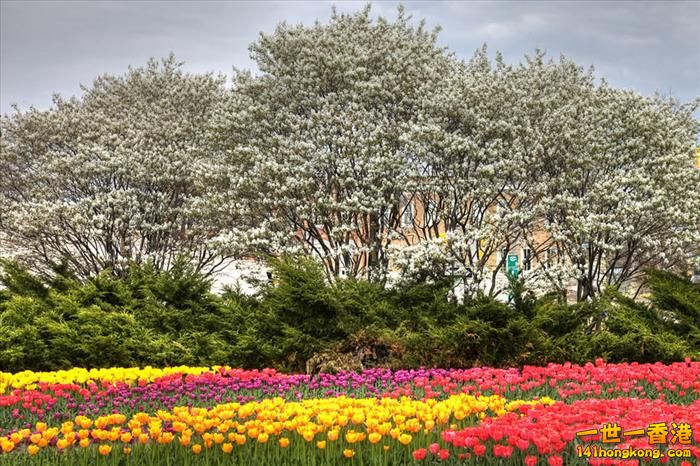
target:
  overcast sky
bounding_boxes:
[1,0,699,115]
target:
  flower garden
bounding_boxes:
[1,361,699,465]
[2,1,699,464]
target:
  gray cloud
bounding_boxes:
[1,0,699,115]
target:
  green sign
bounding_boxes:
[507,254,519,276]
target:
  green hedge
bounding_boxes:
[0,257,698,372]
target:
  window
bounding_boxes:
[381,206,393,227]
[423,197,438,226]
[401,196,415,227]
[544,247,558,265]
[523,248,532,271]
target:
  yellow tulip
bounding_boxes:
[179,435,191,447]
[377,423,391,435]
[158,432,174,444]
[172,421,187,433]
[60,422,74,435]
[343,448,355,458]
[76,417,92,430]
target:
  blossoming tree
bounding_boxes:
[526,81,700,300]
[214,6,456,281]
[390,49,700,300]
[0,56,233,278]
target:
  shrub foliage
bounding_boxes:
[0,258,697,372]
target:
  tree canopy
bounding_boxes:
[1,56,230,278]
[2,6,698,300]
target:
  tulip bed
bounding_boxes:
[1,361,699,465]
